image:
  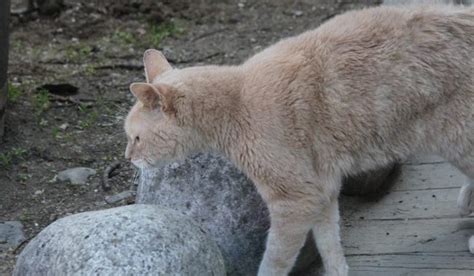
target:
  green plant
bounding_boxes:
[112,30,135,45]
[12,147,27,156]
[64,44,93,63]
[7,82,22,103]
[78,109,99,129]
[147,22,184,46]
[83,63,96,76]
[0,147,28,167]
[10,40,24,50]
[52,127,60,139]
[18,173,32,182]
[0,153,11,167]
[34,88,50,114]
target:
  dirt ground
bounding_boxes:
[0,0,381,274]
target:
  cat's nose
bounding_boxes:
[124,150,131,160]
[125,145,132,160]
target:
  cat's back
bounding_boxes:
[240,5,473,152]
[245,4,473,72]
[243,5,473,110]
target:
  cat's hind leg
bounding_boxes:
[258,179,347,276]
[312,197,348,276]
[451,152,474,216]
[442,137,474,255]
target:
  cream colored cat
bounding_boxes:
[124,5,473,276]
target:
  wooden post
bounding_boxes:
[0,0,10,138]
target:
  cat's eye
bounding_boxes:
[135,136,140,143]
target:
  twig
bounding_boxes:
[48,94,94,107]
[102,160,122,191]
[13,237,32,255]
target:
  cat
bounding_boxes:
[124,5,473,276]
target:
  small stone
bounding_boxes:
[57,167,96,185]
[104,190,134,204]
[10,0,32,14]
[293,10,304,17]
[59,123,68,130]
[39,119,48,126]
[0,221,26,251]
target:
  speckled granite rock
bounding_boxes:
[137,153,279,276]
[13,204,226,276]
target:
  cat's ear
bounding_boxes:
[129,83,160,109]
[155,83,176,116]
[129,82,177,116]
[143,49,172,83]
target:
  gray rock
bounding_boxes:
[10,0,31,14]
[14,204,225,276]
[137,153,320,275]
[104,190,135,204]
[137,153,398,275]
[57,167,96,185]
[11,0,64,15]
[0,221,26,252]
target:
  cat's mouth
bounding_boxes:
[131,159,150,169]
[131,158,169,170]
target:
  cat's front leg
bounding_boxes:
[257,199,318,276]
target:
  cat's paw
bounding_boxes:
[457,182,474,216]
[469,236,474,254]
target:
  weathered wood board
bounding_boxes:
[340,156,474,275]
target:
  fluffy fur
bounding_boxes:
[125,5,473,276]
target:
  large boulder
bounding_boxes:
[137,153,398,275]
[137,153,279,276]
[14,204,226,276]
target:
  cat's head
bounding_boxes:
[124,49,201,169]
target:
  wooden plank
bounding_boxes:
[341,188,469,220]
[348,252,474,276]
[340,154,474,275]
[341,218,474,255]
[392,163,467,191]
[350,267,474,276]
